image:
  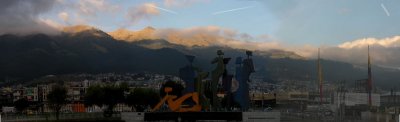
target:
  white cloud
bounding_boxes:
[163,0,206,8]
[338,36,400,49]
[38,18,64,31]
[77,0,120,17]
[291,35,400,68]
[58,12,69,22]
[126,3,160,25]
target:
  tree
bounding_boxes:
[126,88,160,112]
[102,84,125,116]
[84,84,127,117]
[14,98,29,114]
[84,85,104,107]
[47,85,67,120]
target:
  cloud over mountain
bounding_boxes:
[338,36,400,49]
[0,0,60,35]
[303,36,400,69]
[108,25,400,68]
[109,26,283,51]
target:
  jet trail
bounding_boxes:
[381,3,390,16]
[147,4,178,14]
[213,6,253,15]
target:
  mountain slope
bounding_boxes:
[0,25,399,89]
[0,26,188,81]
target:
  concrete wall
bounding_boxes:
[121,112,144,122]
[362,112,399,122]
[122,112,280,122]
[243,112,280,122]
[334,92,380,107]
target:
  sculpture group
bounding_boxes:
[151,50,255,112]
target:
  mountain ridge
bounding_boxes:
[0,25,399,89]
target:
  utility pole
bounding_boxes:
[317,48,323,105]
[337,81,346,121]
[367,45,372,107]
[393,88,400,120]
[262,91,264,111]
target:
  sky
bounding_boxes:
[3,0,399,45]
[1,0,400,67]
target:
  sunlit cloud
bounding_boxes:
[294,36,400,68]
[58,12,69,23]
[77,0,120,17]
[338,36,400,49]
[39,18,64,31]
[163,0,207,8]
[126,3,160,25]
[110,25,282,51]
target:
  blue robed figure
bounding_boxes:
[234,51,255,111]
[179,55,196,93]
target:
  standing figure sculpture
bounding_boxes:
[222,58,234,110]
[179,55,196,93]
[234,51,255,111]
[179,55,210,110]
[210,50,225,111]
[195,71,209,110]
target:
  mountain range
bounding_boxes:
[0,25,399,88]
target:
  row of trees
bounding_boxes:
[13,84,68,120]
[13,83,161,119]
[84,83,161,113]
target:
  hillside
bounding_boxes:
[0,25,399,88]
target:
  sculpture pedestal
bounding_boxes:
[144,112,242,121]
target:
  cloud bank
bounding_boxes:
[0,0,59,35]
[109,26,282,51]
[109,25,400,68]
[323,36,400,68]
[338,36,400,49]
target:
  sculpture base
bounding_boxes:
[144,112,242,121]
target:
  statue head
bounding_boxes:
[217,50,224,56]
[185,55,195,63]
[246,51,252,56]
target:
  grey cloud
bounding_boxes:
[0,0,59,35]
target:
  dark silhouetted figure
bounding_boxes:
[210,50,225,111]
[234,51,255,111]
[179,55,196,93]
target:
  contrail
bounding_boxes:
[147,4,178,14]
[213,6,253,15]
[380,3,390,16]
